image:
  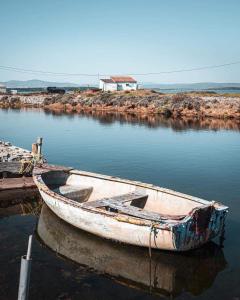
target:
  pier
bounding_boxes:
[0,141,33,176]
[0,140,40,206]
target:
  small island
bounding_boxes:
[0,89,240,120]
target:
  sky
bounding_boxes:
[0,0,240,84]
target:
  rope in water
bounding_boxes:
[148,223,154,259]
[148,222,159,293]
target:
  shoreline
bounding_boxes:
[1,90,240,120]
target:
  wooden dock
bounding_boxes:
[0,139,42,207]
[0,141,34,176]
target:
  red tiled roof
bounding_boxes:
[100,78,114,83]
[111,76,137,83]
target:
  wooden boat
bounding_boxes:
[37,204,227,298]
[33,164,228,251]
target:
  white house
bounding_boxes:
[99,76,138,92]
[0,84,7,94]
[10,89,18,95]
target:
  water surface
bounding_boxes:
[0,108,240,299]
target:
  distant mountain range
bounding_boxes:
[1,79,240,90]
[0,79,81,88]
[143,82,240,90]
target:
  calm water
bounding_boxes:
[155,88,240,94]
[0,108,240,299]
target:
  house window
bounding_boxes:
[126,83,130,87]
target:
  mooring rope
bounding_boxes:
[19,153,44,175]
[148,223,154,259]
[148,222,158,293]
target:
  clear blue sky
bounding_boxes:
[1,0,240,84]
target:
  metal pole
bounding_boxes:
[36,137,43,157]
[36,137,43,163]
[26,235,33,260]
[18,235,33,300]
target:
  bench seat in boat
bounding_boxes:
[53,185,93,202]
[83,192,186,222]
[84,192,147,207]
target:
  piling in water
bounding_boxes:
[18,235,33,300]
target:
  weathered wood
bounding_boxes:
[33,163,73,175]
[32,143,38,155]
[0,162,22,174]
[100,200,185,221]
[0,162,34,176]
[83,192,147,208]
[83,192,185,221]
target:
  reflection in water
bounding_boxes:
[0,201,41,219]
[37,205,227,298]
[43,108,240,131]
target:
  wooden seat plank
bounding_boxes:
[83,192,147,208]
[103,201,169,222]
[83,192,186,221]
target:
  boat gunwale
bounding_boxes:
[69,169,224,207]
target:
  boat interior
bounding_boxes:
[41,170,212,221]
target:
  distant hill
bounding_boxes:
[143,82,240,90]
[1,80,240,90]
[0,79,81,88]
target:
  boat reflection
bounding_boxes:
[37,204,227,298]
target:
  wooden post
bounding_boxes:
[31,143,38,155]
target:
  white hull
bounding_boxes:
[40,189,176,250]
[34,166,228,251]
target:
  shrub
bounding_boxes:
[172,93,187,102]
[162,108,172,117]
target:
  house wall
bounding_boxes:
[99,81,117,92]
[117,83,138,91]
[99,80,104,90]
[0,87,7,94]
[99,80,138,91]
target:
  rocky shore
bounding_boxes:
[1,90,240,119]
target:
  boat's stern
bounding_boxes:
[171,203,228,251]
